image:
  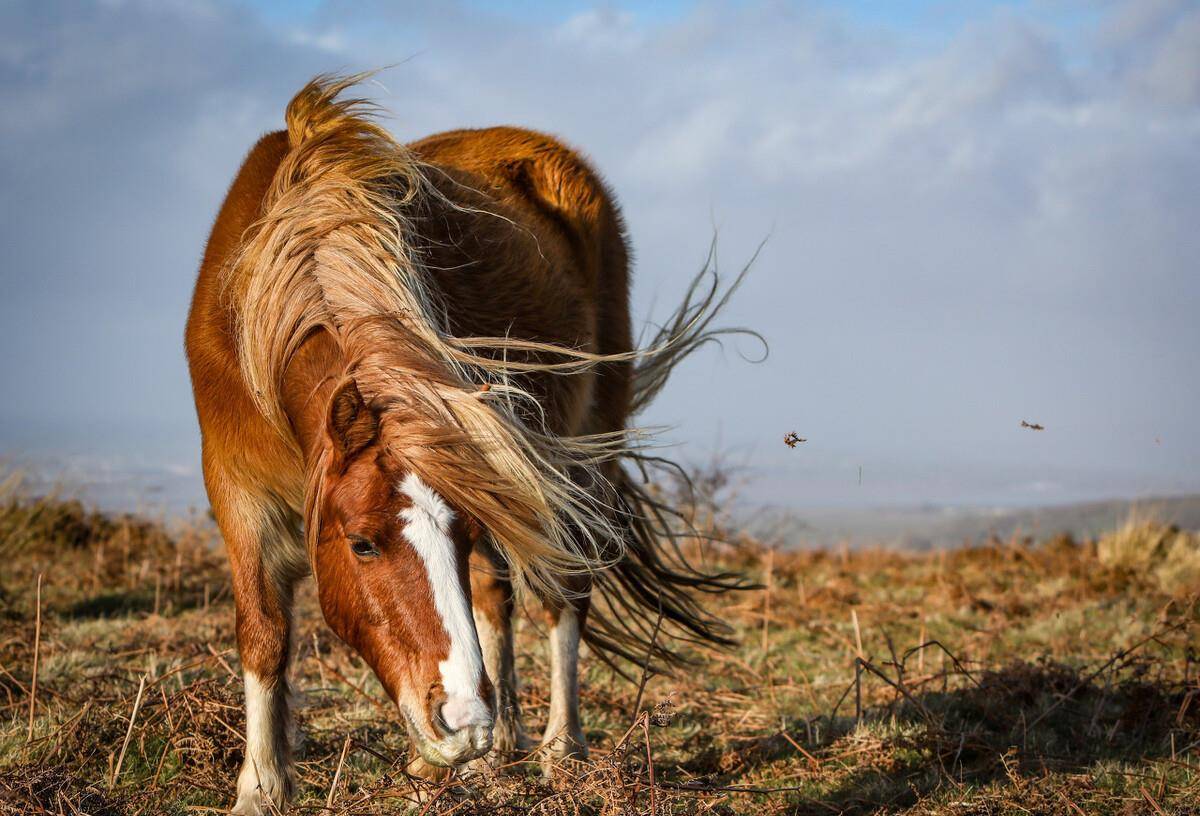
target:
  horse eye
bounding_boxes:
[348,535,379,558]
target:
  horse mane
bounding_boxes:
[224,73,634,600]
[224,73,762,630]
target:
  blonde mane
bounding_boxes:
[223,73,760,618]
[224,74,638,599]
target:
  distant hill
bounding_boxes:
[752,494,1200,550]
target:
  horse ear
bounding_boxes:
[327,379,378,463]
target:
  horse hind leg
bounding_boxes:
[539,585,590,776]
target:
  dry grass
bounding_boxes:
[0,478,1198,815]
[1097,511,1200,597]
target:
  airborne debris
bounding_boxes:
[649,696,676,727]
[784,431,806,448]
[1021,420,1045,431]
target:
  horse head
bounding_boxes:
[308,378,494,767]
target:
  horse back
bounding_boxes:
[409,127,634,435]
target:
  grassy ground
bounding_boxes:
[1,479,1197,815]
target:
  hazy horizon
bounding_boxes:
[2,0,1198,516]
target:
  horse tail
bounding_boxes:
[584,243,766,674]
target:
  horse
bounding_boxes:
[185,74,751,814]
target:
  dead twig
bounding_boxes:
[26,573,43,743]
[630,604,665,723]
[327,734,353,808]
[110,675,147,788]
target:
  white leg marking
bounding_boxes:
[234,672,291,814]
[399,473,490,732]
[543,608,586,765]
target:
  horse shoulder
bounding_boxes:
[187,131,301,506]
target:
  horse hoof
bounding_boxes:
[539,734,588,778]
[231,790,272,816]
[233,761,291,814]
[492,720,534,759]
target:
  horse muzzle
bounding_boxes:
[403,690,494,767]
[412,719,494,767]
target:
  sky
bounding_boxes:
[0,0,1197,514]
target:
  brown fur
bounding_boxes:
[186,75,751,807]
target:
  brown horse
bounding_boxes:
[186,74,750,813]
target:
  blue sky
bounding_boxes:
[1,0,1198,513]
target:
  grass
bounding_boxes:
[0,476,1197,815]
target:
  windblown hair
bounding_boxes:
[587,241,765,672]
[224,74,759,635]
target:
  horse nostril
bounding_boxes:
[437,695,493,734]
[471,723,494,753]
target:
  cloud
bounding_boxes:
[0,0,320,434]
[1,0,1197,509]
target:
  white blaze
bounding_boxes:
[398,473,490,732]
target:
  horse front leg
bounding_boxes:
[209,473,306,814]
[540,584,590,775]
[470,548,531,759]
